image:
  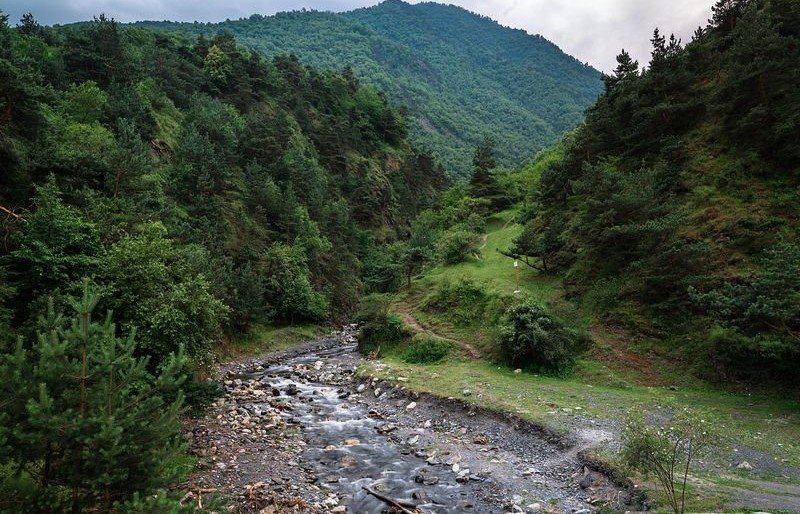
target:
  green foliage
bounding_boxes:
[100,222,228,367]
[498,302,588,374]
[622,410,713,514]
[60,81,108,123]
[3,181,102,308]
[134,2,602,177]
[0,282,187,513]
[355,294,409,354]
[402,333,452,364]
[435,229,480,265]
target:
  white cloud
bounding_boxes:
[3,0,713,71]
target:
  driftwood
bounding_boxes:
[362,486,419,514]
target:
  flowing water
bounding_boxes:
[250,343,480,512]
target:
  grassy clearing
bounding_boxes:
[217,323,329,360]
[419,209,559,302]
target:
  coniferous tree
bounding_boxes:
[603,49,639,91]
[469,136,507,210]
[0,282,187,512]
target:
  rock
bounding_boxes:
[357,384,366,393]
[579,470,606,489]
[473,435,489,445]
[462,389,472,397]
[423,476,439,486]
[423,419,432,428]
[513,369,522,374]
[452,463,460,473]
[331,507,346,513]
[374,388,382,397]
[344,438,360,446]
[377,423,397,434]
[406,401,417,410]
[407,435,419,445]
[526,503,542,513]
[737,461,753,471]
[574,510,591,514]
[412,491,427,501]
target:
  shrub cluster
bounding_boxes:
[497,302,588,374]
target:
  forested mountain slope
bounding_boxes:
[134,0,602,177]
[0,14,446,362]
[512,0,800,384]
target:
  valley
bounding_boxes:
[1,0,799,512]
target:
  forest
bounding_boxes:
[0,12,446,511]
[133,0,602,178]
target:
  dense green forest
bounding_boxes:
[133,0,602,178]
[0,12,445,511]
[510,0,800,384]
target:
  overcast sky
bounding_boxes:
[2,1,713,72]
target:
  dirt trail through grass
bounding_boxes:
[394,302,482,360]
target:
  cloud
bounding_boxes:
[2,0,713,71]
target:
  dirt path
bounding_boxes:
[394,303,482,360]
[184,330,641,513]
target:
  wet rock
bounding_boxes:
[377,423,398,434]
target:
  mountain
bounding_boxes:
[512,0,800,384]
[134,0,603,178]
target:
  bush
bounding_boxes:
[435,229,480,264]
[422,279,509,327]
[356,294,409,354]
[402,334,453,364]
[622,410,712,514]
[498,302,588,374]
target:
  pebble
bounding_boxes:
[406,401,417,410]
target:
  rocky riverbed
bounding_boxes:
[183,328,642,513]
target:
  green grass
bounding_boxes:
[218,323,329,360]
[419,209,559,303]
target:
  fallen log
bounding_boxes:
[362,486,418,514]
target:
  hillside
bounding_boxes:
[0,16,446,374]
[512,0,800,384]
[133,0,602,178]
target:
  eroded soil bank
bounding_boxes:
[184,329,641,513]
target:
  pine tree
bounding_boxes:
[603,49,639,91]
[0,281,188,512]
[469,136,507,209]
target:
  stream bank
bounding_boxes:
[184,328,640,513]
